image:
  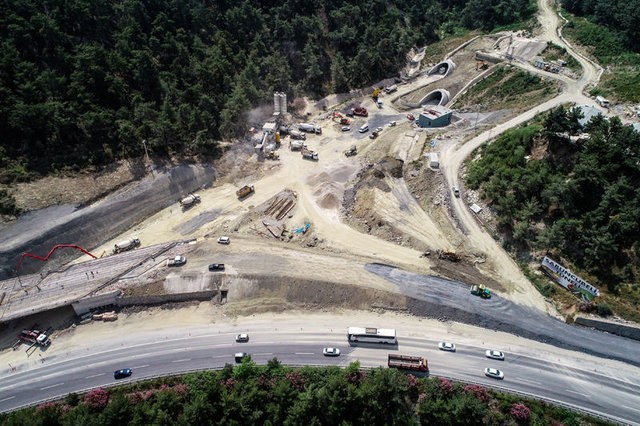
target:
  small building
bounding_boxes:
[429,152,439,168]
[418,106,452,128]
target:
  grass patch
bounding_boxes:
[421,32,479,66]
[455,65,558,111]
[540,42,581,72]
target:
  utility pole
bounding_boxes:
[142,139,153,176]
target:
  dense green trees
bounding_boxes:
[0,0,534,178]
[0,361,594,425]
[467,106,640,286]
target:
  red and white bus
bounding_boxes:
[347,327,397,344]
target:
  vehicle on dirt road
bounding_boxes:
[453,186,460,197]
[471,284,491,299]
[167,255,186,266]
[208,263,225,271]
[236,185,254,199]
[388,121,397,127]
[180,194,201,209]
[438,342,456,352]
[323,347,341,356]
[484,367,504,379]
[113,237,140,254]
[217,236,230,245]
[341,126,351,132]
[485,350,505,360]
[344,146,357,157]
[407,114,415,121]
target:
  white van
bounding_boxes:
[359,124,369,133]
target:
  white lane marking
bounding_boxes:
[622,405,640,414]
[212,343,232,347]
[212,355,228,359]
[0,396,15,403]
[254,353,273,356]
[253,341,275,344]
[294,352,314,355]
[41,383,64,390]
[172,358,191,363]
[565,389,588,397]
[518,379,541,386]
[85,373,105,379]
[131,364,149,369]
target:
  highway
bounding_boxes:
[1,327,639,425]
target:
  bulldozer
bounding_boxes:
[471,284,491,299]
[265,151,280,160]
[332,111,351,125]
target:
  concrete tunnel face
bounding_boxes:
[419,89,451,107]
[427,59,456,77]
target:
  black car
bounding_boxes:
[114,368,132,379]
[208,263,225,271]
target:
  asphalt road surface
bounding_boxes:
[367,263,640,367]
[0,330,638,424]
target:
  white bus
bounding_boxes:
[347,327,397,345]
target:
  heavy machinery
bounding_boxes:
[301,147,319,161]
[332,111,350,125]
[344,146,357,157]
[236,185,255,199]
[369,131,379,139]
[290,140,305,151]
[351,106,368,117]
[113,237,140,254]
[290,130,306,141]
[298,123,322,134]
[388,354,429,372]
[471,284,491,299]
[180,194,201,209]
[475,60,488,71]
[372,88,381,100]
[18,328,51,347]
[265,151,280,160]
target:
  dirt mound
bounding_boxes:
[314,182,343,209]
[306,164,358,211]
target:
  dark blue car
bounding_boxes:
[114,368,132,379]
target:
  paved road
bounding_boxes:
[0,330,638,424]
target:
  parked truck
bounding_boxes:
[388,354,429,372]
[301,147,319,161]
[167,255,186,266]
[180,194,201,209]
[290,140,305,151]
[19,329,51,347]
[290,130,306,141]
[352,106,368,117]
[236,185,255,199]
[113,237,140,254]
[298,123,322,134]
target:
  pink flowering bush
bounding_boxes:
[464,384,489,401]
[510,402,531,422]
[84,388,109,411]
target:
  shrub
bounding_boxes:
[438,377,454,396]
[596,303,613,316]
[510,402,531,422]
[464,384,489,402]
[84,388,109,411]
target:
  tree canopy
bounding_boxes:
[0,0,534,179]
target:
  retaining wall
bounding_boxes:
[575,316,640,341]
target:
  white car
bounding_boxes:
[388,121,397,127]
[322,347,341,357]
[438,342,456,352]
[217,236,230,245]
[375,127,384,133]
[235,333,249,342]
[485,349,505,360]
[341,126,351,132]
[484,367,504,379]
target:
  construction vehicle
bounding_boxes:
[19,328,51,347]
[372,88,381,100]
[437,250,460,262]
[113,237,140,254]
[344,146,357,157]
[388,354,429,372]
[332,111,351,125]
[475,60,488,71]
[301,147,319,161]
[180,194,201,209]
[167,255,186,266]
[369,131,379,139]
[351,106,368,117]
[471,284,491,299]
[407,113,415,121]
[290,130,306,141]
[298,123,322,134]
[290,140,305,151]
[265,151,280,160]
[236,185,255,199]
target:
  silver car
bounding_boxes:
[322,347,341,357]
[235,333,249,343]
[484,367,504,379]
[438,342,456,352]
[485,349,505,360]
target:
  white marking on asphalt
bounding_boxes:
[254,353,273,356]
[565,389,588,397]
[254,341,275,344]
[212,343,232,347]
[131,364,149,369]
[294,352,314,355]
[518,379,541,386]
[41,383,64,390]
[622,405,640,414]
[0,396,15,403]
[212,355,228,359]
[85,373,106,379]
[172,358,191,363]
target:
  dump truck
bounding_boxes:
[167,255,186,266]
[236,185,255,199]
[388,354,429,372]
[290,130,306,141]
[352,106,368,117]
[471,284,491,299]
[301,147,319,161]
[345,146,357,157]
[19,329,51,347]
[298,123,322,134]
[113,237,140,254]
[290,140,305,151]
[180,194,201,209]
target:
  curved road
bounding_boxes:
[0,327,638,425]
